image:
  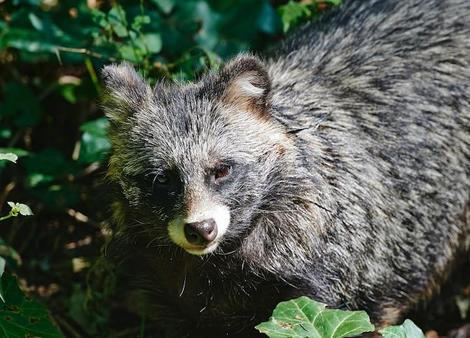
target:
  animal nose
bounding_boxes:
[184,219,218,246]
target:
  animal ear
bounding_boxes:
[101,62,151,123]
[219,55,271,116]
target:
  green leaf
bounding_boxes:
[17,204,33,216]
[91,9,109,28]
[108,5,128,38]
[379,319,425,338]
[0,129,11,139]
[0,154,18,163]
[0,238,22,269]
[0,273,63,338]
[151,0,175,14]
[257,1,281,35]
[78,118,111,164]
[118,44,141,63]
[23,149,79,187]
[58,84,78,103]
[325,0,342,6]
[255,296,375,338]
[7,202,33,217]
[277,1,311,33]
[0,149,28,170]
[1,28,59,53]
[0,258,5,279]
[132,15,151,31]
[0,148,29,158]
[28,12,45,31]
[143,33,162,53]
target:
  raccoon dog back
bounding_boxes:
[102,0,470,336]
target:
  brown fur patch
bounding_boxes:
[222,71,269,118]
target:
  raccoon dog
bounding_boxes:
[102,0,470,336]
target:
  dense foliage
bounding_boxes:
[0,0,467,337]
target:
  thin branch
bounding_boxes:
[55,47,117,62]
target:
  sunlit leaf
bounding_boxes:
[0,148,28,158]
[7,202,33,217]
[17,204,34,216]
[380,319,425,338]
[0,149,28,170]
[0,154,18,163]
[256,297,375,338]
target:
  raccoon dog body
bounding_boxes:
[103,0,470,336]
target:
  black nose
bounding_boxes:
[184,219,218,246]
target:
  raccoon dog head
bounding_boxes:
[103,55,290,256]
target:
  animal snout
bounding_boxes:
[184,219,218,246]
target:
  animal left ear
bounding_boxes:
[101,62,151,124]
[218,55,271,116]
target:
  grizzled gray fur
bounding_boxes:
[102,0,470,336]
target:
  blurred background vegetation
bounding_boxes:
[0,0,467,337]
[0,0,339,336]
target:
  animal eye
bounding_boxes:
[153,173,169,186]
[212,164,232,183]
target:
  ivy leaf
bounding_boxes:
[379,319,425,338]
[256,296,375,338]
[0,153,18,163]
[0,273,63,338]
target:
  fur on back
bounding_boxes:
[102,0,470,336]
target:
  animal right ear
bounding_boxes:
[101,63,151,123]
[218,55,271,118]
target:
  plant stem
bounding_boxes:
[0,213,13,222]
